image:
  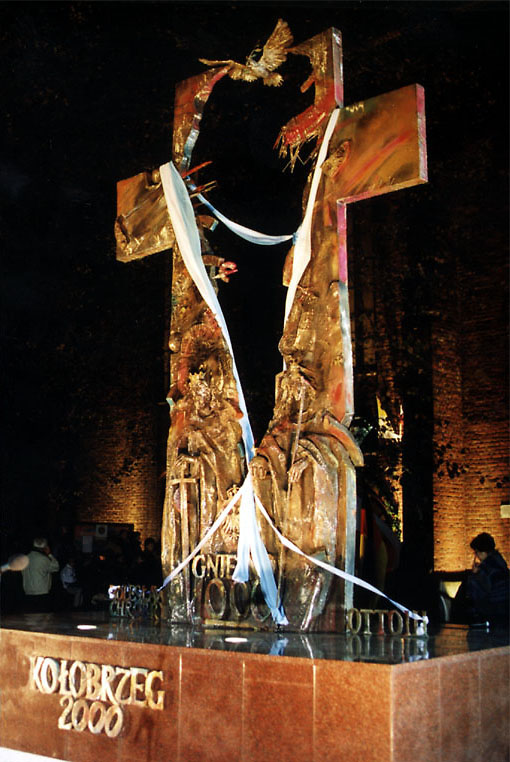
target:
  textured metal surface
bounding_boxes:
[115,23,428,632]
[115,69,226,262]
[115,170,174,262]
[325,84,427,204]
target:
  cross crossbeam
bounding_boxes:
[114,25,427,631]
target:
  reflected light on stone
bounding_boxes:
[224,637,248,644]
[76,624,97,631]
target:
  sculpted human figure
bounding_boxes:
[159,27,360,629]
[172,367,245,527]
[162,359,246,620]
[116,22,426,630]
[251,289,363,629]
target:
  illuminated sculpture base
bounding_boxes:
[0,614,508,762]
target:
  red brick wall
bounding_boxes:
[432,318,468,569]
[350,194,509,572]
[75,405,165,544]
[432,246,509,570]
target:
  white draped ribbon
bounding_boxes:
[159,476,245,590]
[253,494,425,622]
[158,120,425,628]
[187,183,294,246]
[159,161,287,625]
[159,480,425,624]
[159,162,254,458]
[284,108,340,325]
[231,472,287,624]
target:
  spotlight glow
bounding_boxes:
[225,637,248,644]
[76,624,97,631]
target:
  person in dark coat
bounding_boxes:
[466,533,509,627]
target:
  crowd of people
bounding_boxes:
[1,527,163,614]
[1,527,508,628]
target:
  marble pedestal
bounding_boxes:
[0,614,508,762]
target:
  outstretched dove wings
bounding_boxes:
[199,19,293,87]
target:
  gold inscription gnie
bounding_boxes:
[191,553,237,579]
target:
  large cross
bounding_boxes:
[254,29,427,629]
[114,26,427,631]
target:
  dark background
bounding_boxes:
[1,1,508,555]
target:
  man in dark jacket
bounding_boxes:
[466,532,509,628]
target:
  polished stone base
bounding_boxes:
[0,613,508,762]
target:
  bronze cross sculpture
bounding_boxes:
[115,25,427,631]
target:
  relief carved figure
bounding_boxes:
[251,280,363,630]
[162,27,357,629]
[162,258,247,621]
[116,22,426,630]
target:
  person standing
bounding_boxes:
[22,538,59,612]
[60,555,83,609]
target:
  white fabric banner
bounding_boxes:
[159,162,287,624]
[159,161,254,458]
[188,183,294,246]
[254,494,425,623]
[283,108,340,325]
[159,474,425,624]
[158,128,425,628]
